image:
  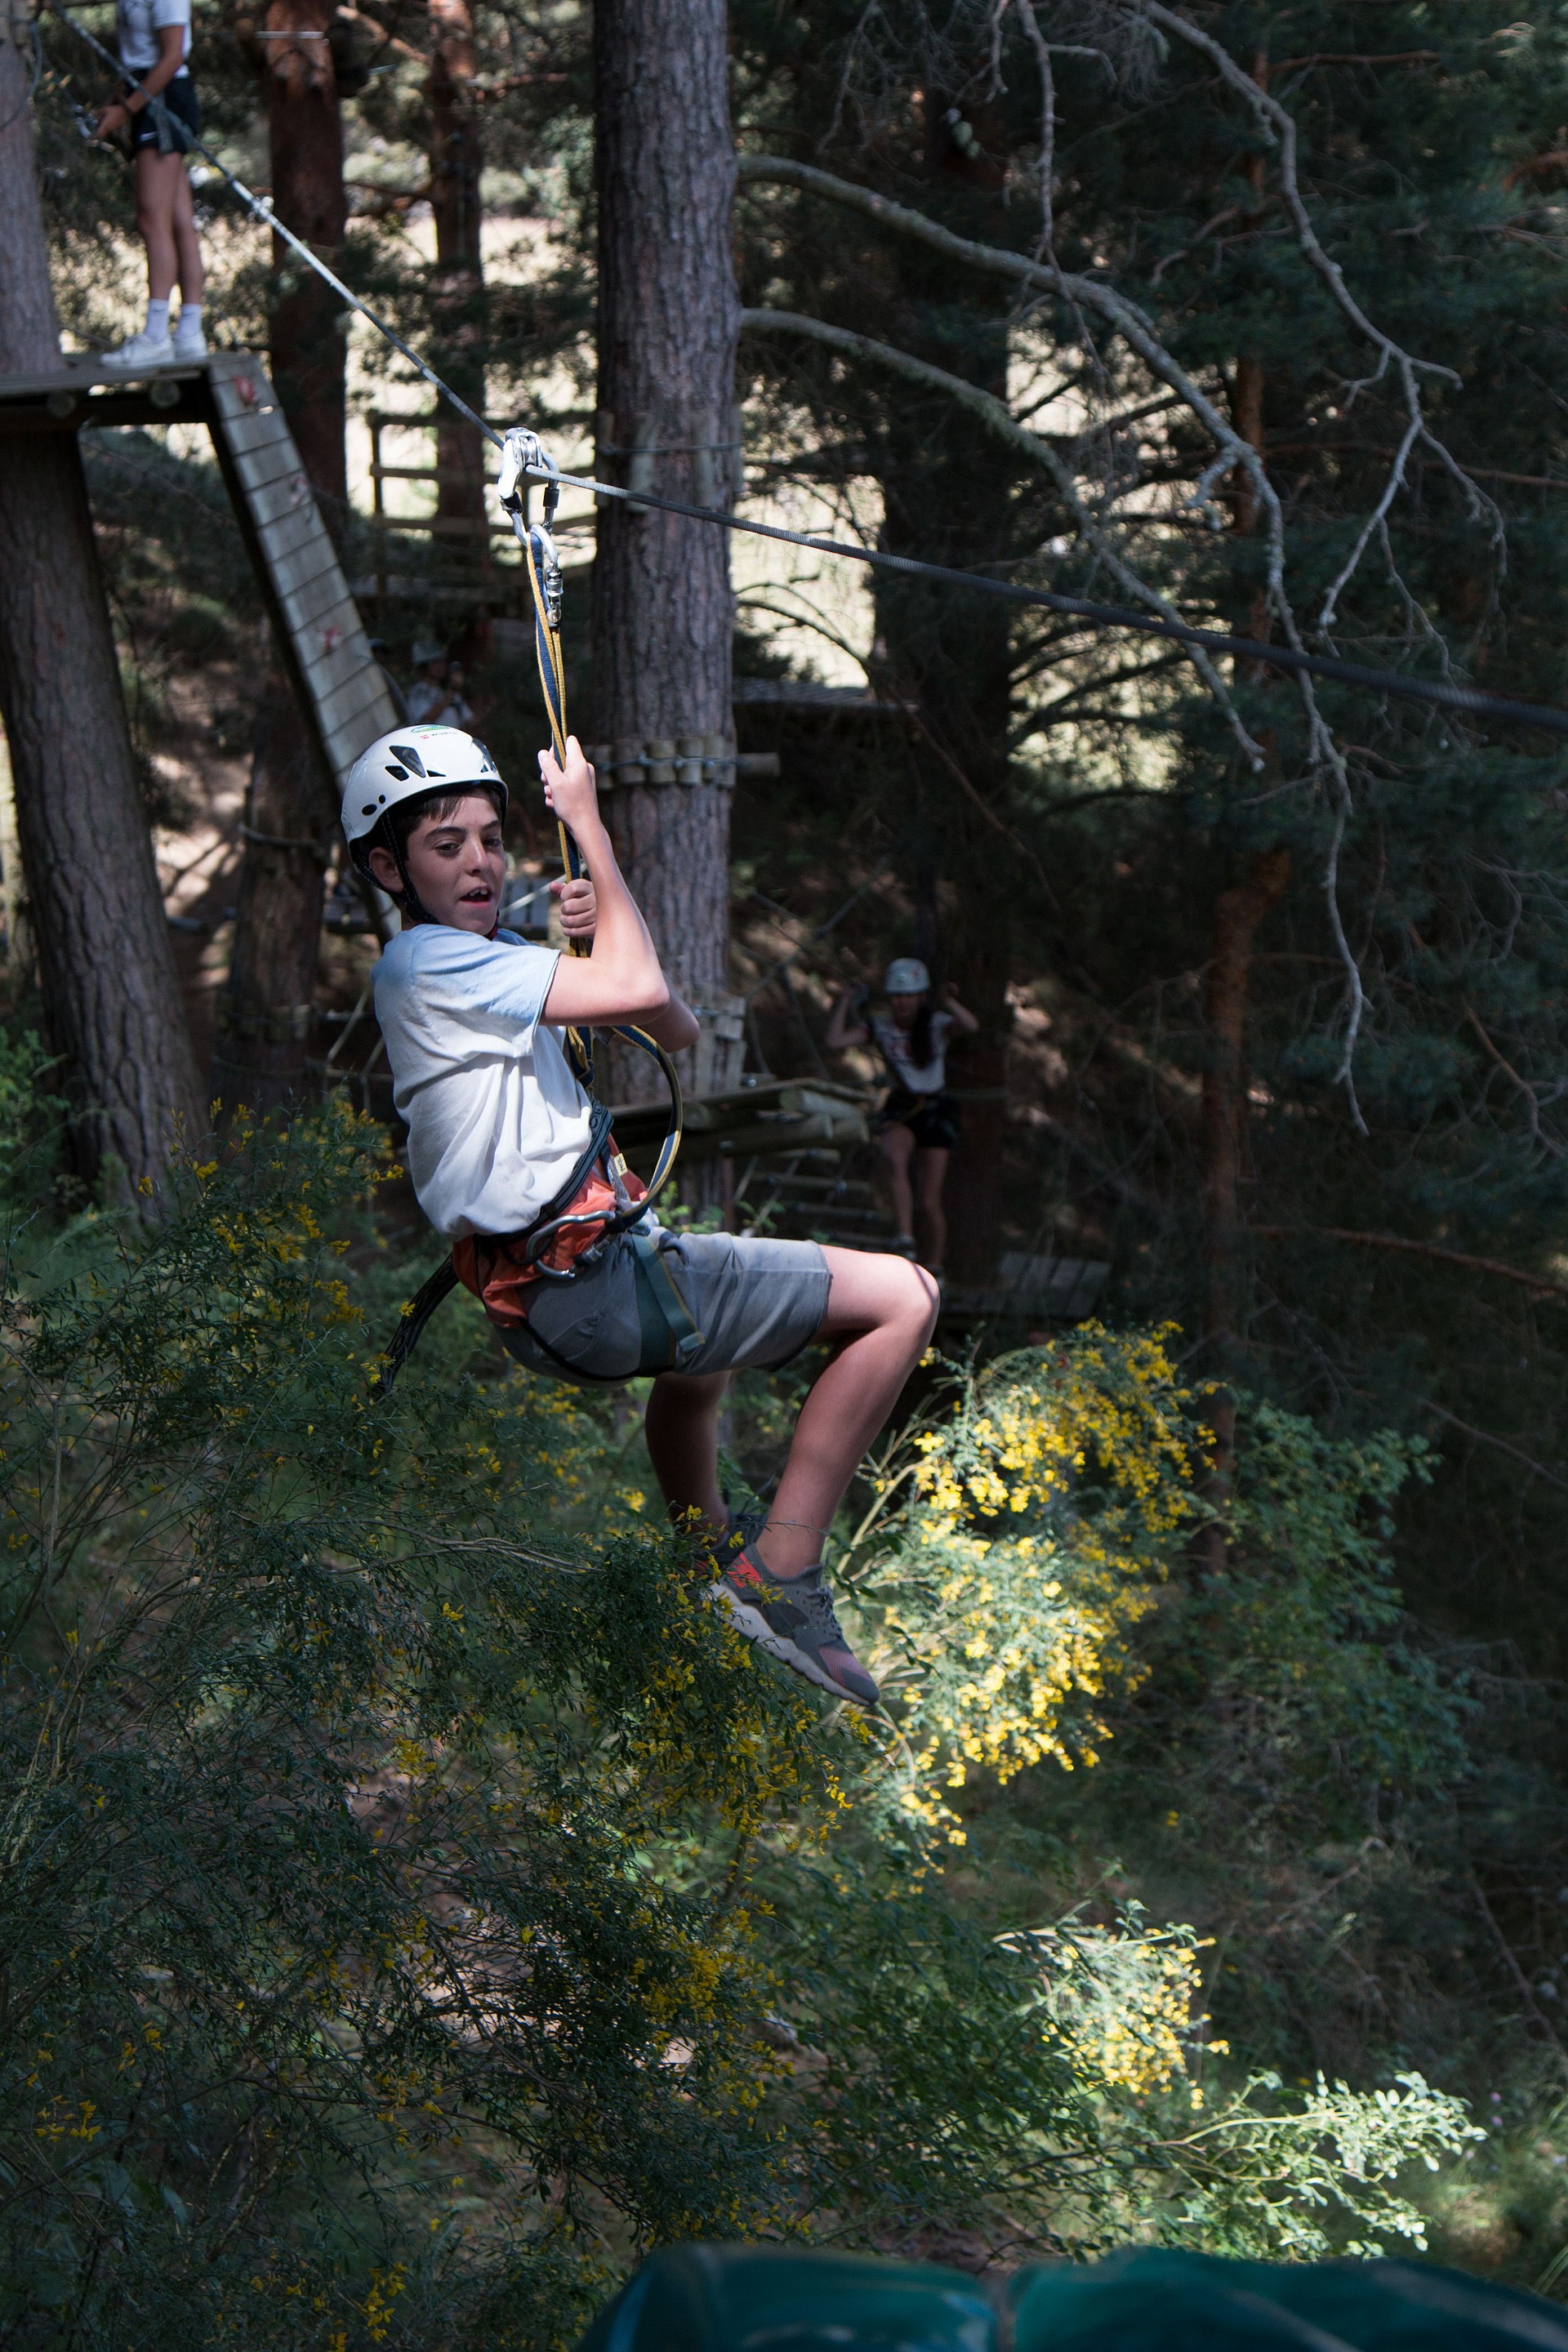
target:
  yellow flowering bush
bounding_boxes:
[841,1331,1203,1838]
[999,1910,1224,2100]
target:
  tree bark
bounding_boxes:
[590,0,738,1165]
[1200,845,1290,1557]
[213,684,334,1115]
[0,39,202,1192]
[265,0,348,522]
[428,0,487,558]
[217,10,346,1115]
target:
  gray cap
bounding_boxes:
[411,638,445,666]
[884,957,930,996]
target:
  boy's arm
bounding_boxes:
[539,739,700,1051]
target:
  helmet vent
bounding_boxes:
[390,744,426,776]
[385,764,408,781]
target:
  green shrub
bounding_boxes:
[0,1086,1482,2344]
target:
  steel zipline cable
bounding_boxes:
[44,0,1568,743]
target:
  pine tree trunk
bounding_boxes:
[428,0,487,559]
[265,0,348,519]
[1199,845,1290,1560]
[590,0,737,1154]
[0,41,202,1192]
[213,683,333,1115]
[216,9,345,1115]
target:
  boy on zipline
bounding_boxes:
[346,722,938,1710]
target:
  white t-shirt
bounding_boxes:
[373,924,595,1239]
[117,0,191,73]
[872,1010,955,1095]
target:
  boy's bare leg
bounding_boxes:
[644,1370,729,1530]
[644,1251,936,1576]
[753,1249,938,1579]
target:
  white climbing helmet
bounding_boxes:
[884,957,930,996]
[341,724,507,869]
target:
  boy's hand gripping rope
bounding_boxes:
[497,429,686,1244]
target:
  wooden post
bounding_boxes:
[0,28,202,1192]
[590,0,738,1174]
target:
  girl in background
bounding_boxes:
[828,958,978,1280]
[94,0,206,368]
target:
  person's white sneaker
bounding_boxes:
[172,321,207,359]
[99,328,176,372]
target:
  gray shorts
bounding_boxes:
[499,1225,831,1387]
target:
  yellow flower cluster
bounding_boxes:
[852,1329,1200,1838]
[1003,1916,1223,2100]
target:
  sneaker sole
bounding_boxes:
[708,1580,877,1709]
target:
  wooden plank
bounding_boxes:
[298,629,380,704]
[280,567,357,634]
[205,350,398,791]
[321,692,397,774]
[224,434,303,497]
[264,534,341,604]
[214,405,293,461]
[0,358,203,403]
[325,702,399,777]
[316,661,393,742]
[248,470,320,532]
[320,666,396,744]
[252,502,327,568]
[207,355,281,405]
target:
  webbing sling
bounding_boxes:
[630,1233,704,1371]
[507,1231,704,1383]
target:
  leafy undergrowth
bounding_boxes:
[0,1061,1488,2346]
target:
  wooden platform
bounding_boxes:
[0,350,398,795]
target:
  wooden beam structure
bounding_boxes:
[0,349,398,795]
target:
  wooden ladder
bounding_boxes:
[204,352,399,791]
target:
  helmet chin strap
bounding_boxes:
[372,818,436,926]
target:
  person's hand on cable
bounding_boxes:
[552,875,597,940]
[826,982,871,1052]
[92,96,130,137]
[539,736,600,836]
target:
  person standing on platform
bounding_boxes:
[405,642,475,728]
[828,959,978,1281]
[93,0,207,368]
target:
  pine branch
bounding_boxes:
[1255,1225,1568,1301]
[738,304,1263,760]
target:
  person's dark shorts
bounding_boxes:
[499,1226,831,1388]
[129,72,200,153]
[875,1087,961,1152]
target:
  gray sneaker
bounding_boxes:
[710,1544,880,1708]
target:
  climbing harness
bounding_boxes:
[45,0,1568,742]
